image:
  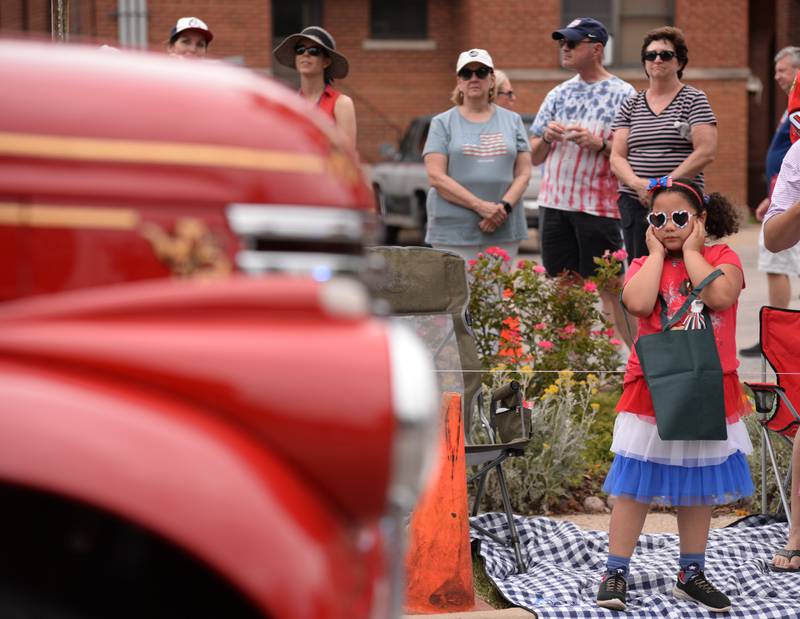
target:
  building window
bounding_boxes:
[271,0,323,86]
[562,0,673,66]
[272,0,323,39]
[370,0,427,40]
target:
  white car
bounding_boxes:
[371,115,541,244]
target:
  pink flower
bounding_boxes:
[533,265,546,273]
[517,259,527,269]
[583,281,598,293]
[534,322,547,331]
[591,329,603,337]
[612,248,628,261]
[467,259,477,267]
[537,340,554,350]
[609,339,622,346]
[605,328,615,338]
[602,249,611,258]
[562,323,576,335]
[486,246,511,261]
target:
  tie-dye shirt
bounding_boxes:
[530,75,635,218]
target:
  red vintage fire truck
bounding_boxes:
[0,40,438,618]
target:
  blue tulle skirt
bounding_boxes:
[603,450,754,506]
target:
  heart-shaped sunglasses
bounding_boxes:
[646,210,694,229]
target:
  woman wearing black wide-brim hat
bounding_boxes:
[273,26,357,149]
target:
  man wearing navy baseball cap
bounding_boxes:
[551,17,609,46]
[529,18,635,365]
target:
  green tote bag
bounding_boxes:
[627,269,728,441]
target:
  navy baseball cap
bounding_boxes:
[552,18,608,46]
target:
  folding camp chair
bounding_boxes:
[743,306,800,520]
[369,246,531,573]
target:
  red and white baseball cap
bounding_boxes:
[169,17,213,44]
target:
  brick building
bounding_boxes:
[2,0,799,206]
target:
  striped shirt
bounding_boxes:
[612,85,716,196]
[530,75,635,218]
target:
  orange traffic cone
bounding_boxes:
[404,392,475,614]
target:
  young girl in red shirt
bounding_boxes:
[597,177,753,613]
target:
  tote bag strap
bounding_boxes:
[660,268,724,330]
[619,268,724,337]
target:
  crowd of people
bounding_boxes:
[162,13,800,612]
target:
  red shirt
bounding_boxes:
[618,244,749,420]
[624,244,744,380]
[317,84,341,120]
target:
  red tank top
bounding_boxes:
[317,84,341,120]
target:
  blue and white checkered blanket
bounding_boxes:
[471,513,800,618]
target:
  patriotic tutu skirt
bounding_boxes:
[602,411,754,507]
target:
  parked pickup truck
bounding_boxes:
[0,40,439,619]
[370,115,541,243]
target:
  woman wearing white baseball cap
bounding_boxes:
[273,26,357,149]
[422,48,532,263]
[167,17,213,58]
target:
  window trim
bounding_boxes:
[560,0,675,68]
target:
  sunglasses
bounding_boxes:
[646,210,695,229]
[559,39,593,50]
[457,66,493,80]
[295,45,324,57]
[643,50,676,62]
[497,90,515,99]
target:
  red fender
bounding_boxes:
[0,359,383,619]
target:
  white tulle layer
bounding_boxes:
[610,411,754,467]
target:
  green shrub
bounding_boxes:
[467,249,625,513]
[468,249,622,401]
[744,411,793,513]
[477,371,603,514]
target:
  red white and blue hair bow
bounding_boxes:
[647,176,673,192]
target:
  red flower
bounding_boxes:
[486,246,511,261]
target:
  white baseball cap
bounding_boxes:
[456,48,494,73]
[170,17,214,43]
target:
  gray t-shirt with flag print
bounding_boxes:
[423,105,531,246]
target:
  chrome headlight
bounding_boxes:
[226,203,378,277]
[385,321,440,514]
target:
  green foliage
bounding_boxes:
[478,371,603,514]
[583,387,622,474]
[467,248,629,514]
[471,551,513,609]
[468,248,622,400]
[743,411,793,513]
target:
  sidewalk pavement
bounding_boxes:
[402,221,788,619]
[728,220,800,382]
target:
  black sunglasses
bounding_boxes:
[646,210,694,229]
[643,50,676,62]
[295,45,324,57]
[559,39,593,50]
[457,66,493,80]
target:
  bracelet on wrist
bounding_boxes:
[542,135,552,145]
